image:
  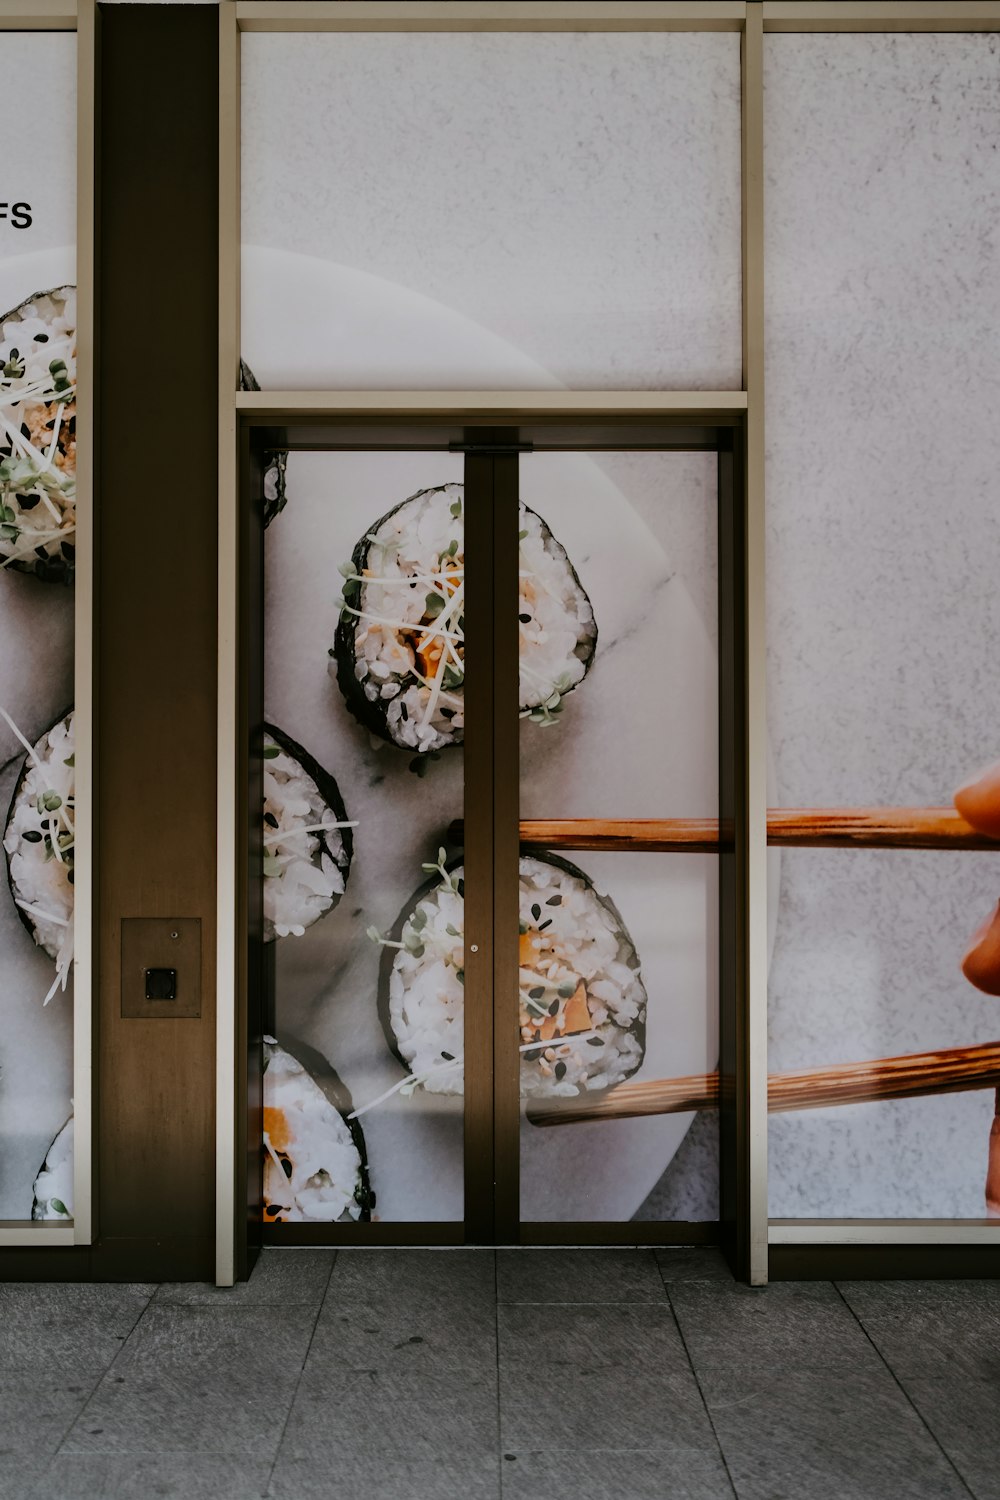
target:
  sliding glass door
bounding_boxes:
[249,417,737,1246]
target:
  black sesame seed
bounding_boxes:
[586,1037,604,1047]
[263,812,279,828]
[531,903,541,920]
[518,613,531,623]
[554,1062,567,1079]
[528,986,545,1000]
[545,895,561,906]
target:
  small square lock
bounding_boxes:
[122,919,200,1018]
[144,967,177,1001]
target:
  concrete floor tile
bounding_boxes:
[500,1447,734,1500]
[25,1454,272,1500]
[498,1304,713,1453]
[324,1248,495,1307]
[305,1296,496,1389]
[268,1453,501,1499]
[0,1284,157,1315]
[156,1250,335,1308]
[839,1279,1000,1381]
[496,1249,667,1304]
[699,1366,969,1500]
[655,1247,733,1284]
[109,1304,319,1379]
[670,1280,879,1374]
[58,1367,300,1459]
[0,1284,154,1376]
[0,1457,46,1500]
[277,1375,499,1463]
[0,1376,100,1460]
[896,1375,1000,1500]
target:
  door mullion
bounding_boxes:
[492,453,521,1241]
[462,452,497,1242]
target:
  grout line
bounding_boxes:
[263,1250,338,1500]
[662,1274,740,1500]
[49,1285,159,1460]
[494,1298,679,1305]
[832,1282,977,1500]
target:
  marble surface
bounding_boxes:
[241,32,743,390]
[764,35,1000,1219]
[0,30,77,1221]
[265,448,719,1223]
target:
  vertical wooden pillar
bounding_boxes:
[96,4,219,1279]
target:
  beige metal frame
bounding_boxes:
[0,0,76,25]
[763,2,1000,30]
[742,2,768,1287]
[215,0,1000,1286]
[0,0,94,1250]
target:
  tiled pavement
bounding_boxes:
[2,1248,998,1499]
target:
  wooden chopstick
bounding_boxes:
[448,809,997,852]
[526,1041,1000,1127]
[765,807,994,850]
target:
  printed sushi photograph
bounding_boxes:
[0,29,78,1224]
[261,445,721,1225]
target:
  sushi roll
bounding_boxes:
[32,1116,73,1221]
[372,848,646,1101]
[263,723,354,941]
[3,708,74,1003]
[239,359,287,525]
[332,484,597,756]
[263,1035,373,1223]
[262,449,288,527]
[0,286,76,583]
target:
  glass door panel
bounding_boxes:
[263,449,467,1226]
[765,34,1000,1225]
[241,33,743,391]
[252,427,731,1244]
[515,452,720,1226]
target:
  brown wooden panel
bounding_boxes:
[96,5,218,1275]
[769,1245,1000,1282]
[462,451,496,1242]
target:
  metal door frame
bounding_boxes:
[238,409,748,1261]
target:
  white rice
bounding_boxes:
[32,1116,73,1221]
[263,1037,365,1223]
[337,484,596,751]
[0,286,76,579]
[386,854,646,1100]
[263,732,349,940]
[4,710,75,998]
